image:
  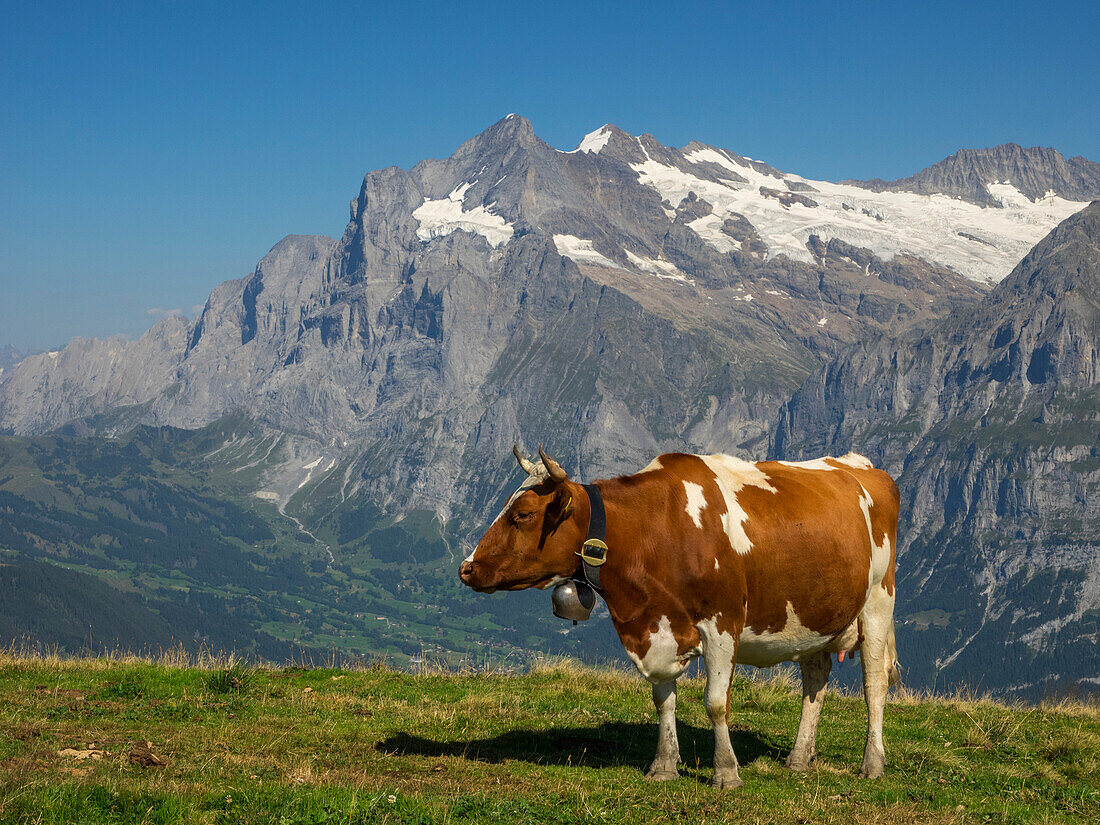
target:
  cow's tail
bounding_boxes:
[886,619,900,687]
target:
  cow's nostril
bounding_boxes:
[459,561,473,581]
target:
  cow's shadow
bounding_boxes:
[375,721,786,777]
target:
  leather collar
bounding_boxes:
[577,483,608,590]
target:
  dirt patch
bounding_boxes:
[128,740,168,768]
[34,687,84,699]
[12,723,43,741]
[58,747,108,760]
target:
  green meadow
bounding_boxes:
[1,651,1096,824]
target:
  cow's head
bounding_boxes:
[459,446,586,593]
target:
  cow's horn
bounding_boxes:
[513,444,537,475]
[538,445,568,484]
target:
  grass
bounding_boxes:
[0,650,1097,824]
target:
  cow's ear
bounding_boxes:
[547,490,574,525]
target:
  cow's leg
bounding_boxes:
[786,650,832,771]
[645,680,680,780]
[700,623,742,789]
[859,586,897,778]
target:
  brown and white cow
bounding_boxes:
[459,446,900,788]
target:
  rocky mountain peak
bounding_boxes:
[445,114,544,164]
[852,143,1100,206]
[254,234,337,282]
[485,112,537,140]
[565,123,638,161]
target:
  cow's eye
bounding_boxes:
[513,511,535,523]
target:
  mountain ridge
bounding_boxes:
[773,202,1100,695]
[3,116,1093,518]
[849,142,1100,206]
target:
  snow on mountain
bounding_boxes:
[405,120,1091,288]
[551,235,692,284]
[412,181,514,247]
[625,140,1088,283]
[622,250,691,282]
[551,234,619,269]
[569,125,613,154]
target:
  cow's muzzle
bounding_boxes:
[459,559,497,593]
[459,559,474,582]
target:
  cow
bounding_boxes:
[459,446,900,788]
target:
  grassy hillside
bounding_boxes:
[0,653,1096,824]
[0,423,626,670]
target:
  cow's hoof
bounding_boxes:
[644,767,679,781]
[711,771,743,789]
[785,752,814,771]
[859,755,885,778]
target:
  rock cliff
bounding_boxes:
[775,202,1100,696]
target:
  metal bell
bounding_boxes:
[552,580,596,623]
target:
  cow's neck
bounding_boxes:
[585,476,660,627]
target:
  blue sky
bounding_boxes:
[2,0,1098,350]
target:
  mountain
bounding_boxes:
[0,345,40,383]
[775,202,1100,697]
[4,116,1028,520]
[851,143,1100,207]
[0,116,1097,690]
[6,116,1087,476]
